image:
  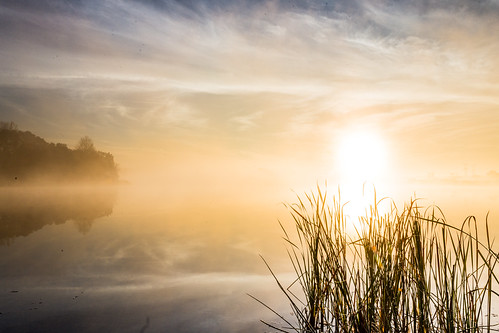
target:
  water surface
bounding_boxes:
[1,184,498,332]
[0,185,290,332]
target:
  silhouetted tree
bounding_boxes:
[0,121,18,130]
[76,136,95,151]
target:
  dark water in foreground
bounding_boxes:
[0,186,291,332]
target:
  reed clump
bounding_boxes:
[253,188,499,332]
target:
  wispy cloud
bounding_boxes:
[1,0,499,177]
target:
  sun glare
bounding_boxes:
[334,129,390,229]
[336,129,388,184]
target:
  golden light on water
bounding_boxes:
[2,0,499,331]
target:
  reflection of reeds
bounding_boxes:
[253,187,499,332]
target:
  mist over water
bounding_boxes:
[1,0,499,330]
[0,178,498,332]
[0,183,291,332]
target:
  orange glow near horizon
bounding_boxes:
[1,0,499,229]
[332,128,391,230]
[2,1,499,331]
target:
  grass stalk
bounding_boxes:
[255,187,499,332]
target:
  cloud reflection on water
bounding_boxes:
[0,185,289,332]
[2,183,497,332]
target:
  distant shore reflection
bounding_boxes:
[0,186,117,244]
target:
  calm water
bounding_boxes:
[1,184,499,332]
[0,185,293,332]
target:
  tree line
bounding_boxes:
[0,122,119,185]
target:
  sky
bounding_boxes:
[1,0,499,208]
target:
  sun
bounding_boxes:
[333,128,390,228]
[336,129,388,184]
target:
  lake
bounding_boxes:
[0,185,297,332]
[1,183,498,332]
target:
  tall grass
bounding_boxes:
[252,187,499,332]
